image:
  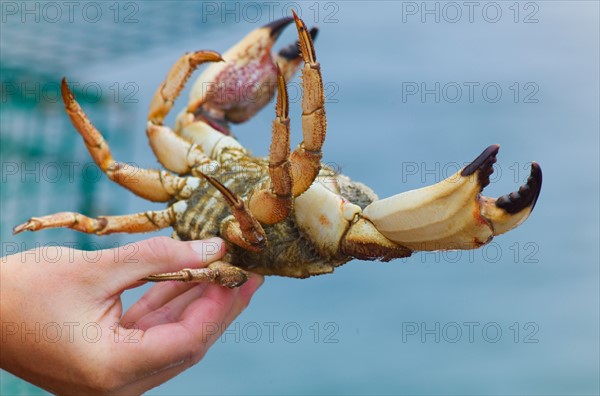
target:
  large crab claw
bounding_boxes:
[361,145,542,251]
[187,17,318,131]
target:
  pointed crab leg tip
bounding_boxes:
[293,12,305,29]
[274,63,289,118]
[276,63,287,87]
[291,10,308,32]
[275,62,285,89]
[289,13,316,64]
[13,220,35,234]
[196,51,224,63]
[263,16,294,38]
[278,27,319,61]
[199,172,239,206]
[61,78,74,102]
[460,144,499,189]
[496,162,543,214]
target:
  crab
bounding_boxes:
[13,13,542,288]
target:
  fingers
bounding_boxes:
[113,274,264,394]
[120,282,200,327]
[121,285,239,377]
[207,273,265,348]
[119,273,263,381]
[104,236,226,291]
[131,283,209,331]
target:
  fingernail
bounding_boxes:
[190,238,225,261]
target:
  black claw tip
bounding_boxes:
[461,144,500,189]
[496,162,542,214]
[278,27,319,60]
[264,17,294,38]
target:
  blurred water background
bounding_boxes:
[1,1,598,395]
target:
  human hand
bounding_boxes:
[0,236,263,395]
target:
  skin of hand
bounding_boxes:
[0,236,264,395]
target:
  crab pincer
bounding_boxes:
[186,17,319,134]
[362,145,542,251]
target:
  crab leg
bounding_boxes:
[289,11,327,197]
[362,145,542,251]
[173,17,319,163]
[248,65,293,225]
[61,79,198,202]
[148,50,223,124]
[276,27,319,81]
[13,206,178,235]
[146,51,223,174]
[199,174,267,252]
[145,49,245,167]
[143,261,249,288]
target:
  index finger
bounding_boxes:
[119,275,263,377]
[103,237,226,291]
[118,285,239,377]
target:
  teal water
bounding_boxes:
[1,1,598,395]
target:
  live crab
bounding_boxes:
[14,13,542,287]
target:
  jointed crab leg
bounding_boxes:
[13,207,177,235]
[145,49,245,167]
[61,79,196,202]
[148,50,223,124]
[276,27,319,81]
[199,174,267,252]
[289,11,327,197]
[146,51,223,174]
[248,65,293,225]
[143,261,249,288]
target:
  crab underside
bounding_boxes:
[13,14,542,288]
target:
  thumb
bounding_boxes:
[104,236,226,289]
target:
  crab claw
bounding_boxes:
[361,145,542,251]
[188,17,318,129]
[480,161,542,235]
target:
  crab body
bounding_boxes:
[14,15,541,288]
[172,153,395,278]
